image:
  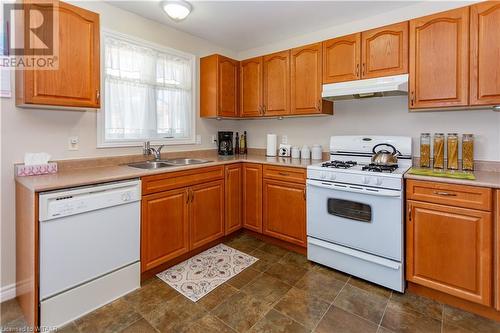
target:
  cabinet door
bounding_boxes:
[496,190,500,311]
[406,200,492,305]
[470,2,500,106]
[21,1,100,108]
[290,43,323,114]
[218,56,239,117]
[225,164,242,235]
[263,179,306,247]
[242,163,263,232]
[409,7,469,109]
[361,22,409,79]
[190,180,225,250]
[322,33,361,84]
[263,51,290,116]
[141,188,189,272]
[240,57,263,117]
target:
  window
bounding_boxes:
[98,31,195,147]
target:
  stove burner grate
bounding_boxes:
[362,164,399,173]
[322,160,358,169]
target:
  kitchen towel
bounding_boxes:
[266,134,277,156]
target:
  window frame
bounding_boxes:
[97,29,197,148]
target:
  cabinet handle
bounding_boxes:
[362,63,366,77]
[278,172,290,176]
[433,191,457,197]
[316,98,322,112]
[186,189,190,204]
[96,90,100,100]
[408,204,412,222]
[356,64,360,78]
[263,105,266,114]
[410,91,415,107]
[259,105,263,115]
[303,188,306,200]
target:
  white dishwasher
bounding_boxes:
[39,179,141,329]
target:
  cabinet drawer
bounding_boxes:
[142,166,224,195]
[263,165,306,184]
[406,180,492,211]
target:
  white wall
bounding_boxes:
[0,0,238,294]
[236,97,500,161]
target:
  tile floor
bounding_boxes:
[2,232,500,333]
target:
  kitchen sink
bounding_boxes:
[161,158,212,165]
[126,161,175,169]
[127,158,212,169]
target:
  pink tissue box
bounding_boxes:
[16,163,58,177]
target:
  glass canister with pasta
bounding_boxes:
[420,133,431,168]
[433,133,445,169]
[447,133,459,170]
[462,134,474,171]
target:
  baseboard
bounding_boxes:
[0,283,16,302]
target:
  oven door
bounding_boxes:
[306,179,403,260]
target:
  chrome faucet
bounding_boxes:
[143,141,165,161]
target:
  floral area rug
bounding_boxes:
[156,243,258,301]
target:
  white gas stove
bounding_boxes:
[306,135,412,292]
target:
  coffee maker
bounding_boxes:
[218,131,234,155]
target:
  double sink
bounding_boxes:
[127,158,212,170]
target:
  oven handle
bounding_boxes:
[308,237,401,270]
[307,179,401,198]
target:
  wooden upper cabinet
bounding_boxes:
[16,1,100,108]
[290,43,332,115]
[190,180,225,250]
[406,200,492,305]
[201,54,239,118]
[322,33,361,84]
[141,188,189,272]
[470,1,500,106]
[361,22,409,79]
[225,164,242,235]
[409,7,469,109]
[242,163,263,233]
[263,50,290,116]
[240,57,263,117]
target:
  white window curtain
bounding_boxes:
[103,34,194,144]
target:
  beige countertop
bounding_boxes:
[404,170,500,189]
[16,154,321,192]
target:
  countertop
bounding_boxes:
[16,154,320,192]
[404,170,500,189]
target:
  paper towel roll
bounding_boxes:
[266,134,277,156]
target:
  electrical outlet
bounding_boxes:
[282,135,288,144]
[211,135,217,145]
[68,136,79,151]
[196,135,202,144]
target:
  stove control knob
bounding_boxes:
[320,172,327,179]
[362,176,370,184]
[375,178,383,186]
[329,173,336,181]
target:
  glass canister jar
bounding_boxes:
[433,133,445,169]
[462,134,474,171]
[420,133,431,168]
[446,133,459,170]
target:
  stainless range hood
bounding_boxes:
[322,74,408,101]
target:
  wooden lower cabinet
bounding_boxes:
[242,163,263,232]
[406,200,493,305]
[141,188,190,272]
[190,180,225,250]
[225,164,242,235]
[263,179,306,247]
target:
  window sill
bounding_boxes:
[97,138,196,149]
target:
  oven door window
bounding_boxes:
[327,198,372,223]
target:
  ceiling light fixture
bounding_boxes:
[161,0,192,21]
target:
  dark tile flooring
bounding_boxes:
[2,232,500,333]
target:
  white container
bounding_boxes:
[266,134,277,156]
[291,146,301,159]
[311,144,323,160]
[301,145,311,160]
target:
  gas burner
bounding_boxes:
[322,160,358,169]
[362,164,399,173]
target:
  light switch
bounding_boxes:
[68,136,79,151]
